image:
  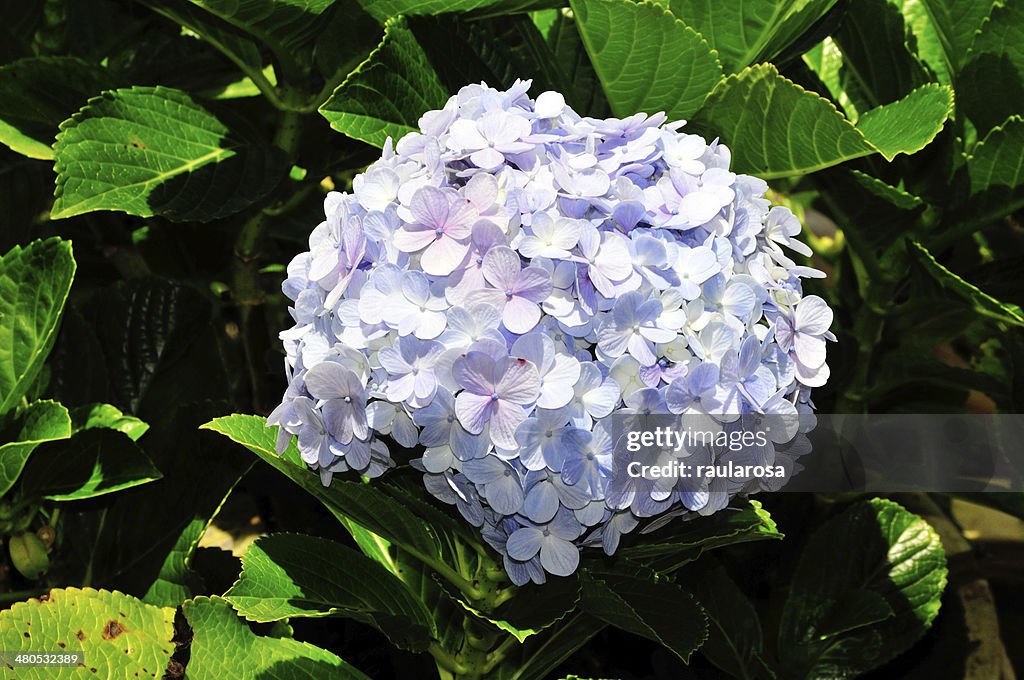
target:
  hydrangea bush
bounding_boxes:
[269,81,834,584]
[9,0,1011,674]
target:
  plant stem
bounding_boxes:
[429,642,469,676]
[0,589,48,605]
[482,635,519,675]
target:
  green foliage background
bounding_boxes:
[0,0,1021,678]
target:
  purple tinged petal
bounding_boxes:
[513,266,554,301]
[455,392,493,435]
[453,352,498,394]
[482,246,522,291]
[523,482,560,523]
[487,474,525,514]
[539,537,579,576]
[409,186,450,228]
[305,362,363,401]
[495,358,541,404]
[506,527,543,560]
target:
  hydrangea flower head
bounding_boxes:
[269,81,834,585]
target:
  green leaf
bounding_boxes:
[580,569,708,663]
[778,498,947,679]
[570,0,723,120]
[18,429,162,501]
[816,169,924,253]
[802,39,859,119]
[848,170,925,211]
[958,114,1024,220]
[853,83,954,161]
[509,614,606,680]
[142,527,209,607]
[664,0,839,73]
[0,237,76,416]
[336,517,401,574]
[912,241,1024,328]
[0,56,113,160]
[314,1,383,90]
[319,16,448,148]
[0,400,71,497]
[184,596,371,679]
[0,587,176,678]
[830,0,931,111]
[958,1,1024,135]
[358,0,558,23]
[690,65,952,177]
[70,403,149,441]
[447,576,580,643]
[202,415,446,561]
[621,500,782,570]
[186,0,334,45]
[137,0,265,76]
[169,0,337,78]
[918,0,999,73]
[52,86,287,222]
[692,567,771,680]
[224,533,436,651]
[892,0,951,83]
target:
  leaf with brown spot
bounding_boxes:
[0,588,174,676]
[103,620,126,640]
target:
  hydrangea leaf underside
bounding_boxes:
[570,0,724,120]
[0,588,176,678]
[52,86,288,222]
[0,237,76,416]
[691,65,953,177]
[183,596,371,679]
[319,16,448,148]
[224,533,436,651]
[778,498,947,679]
